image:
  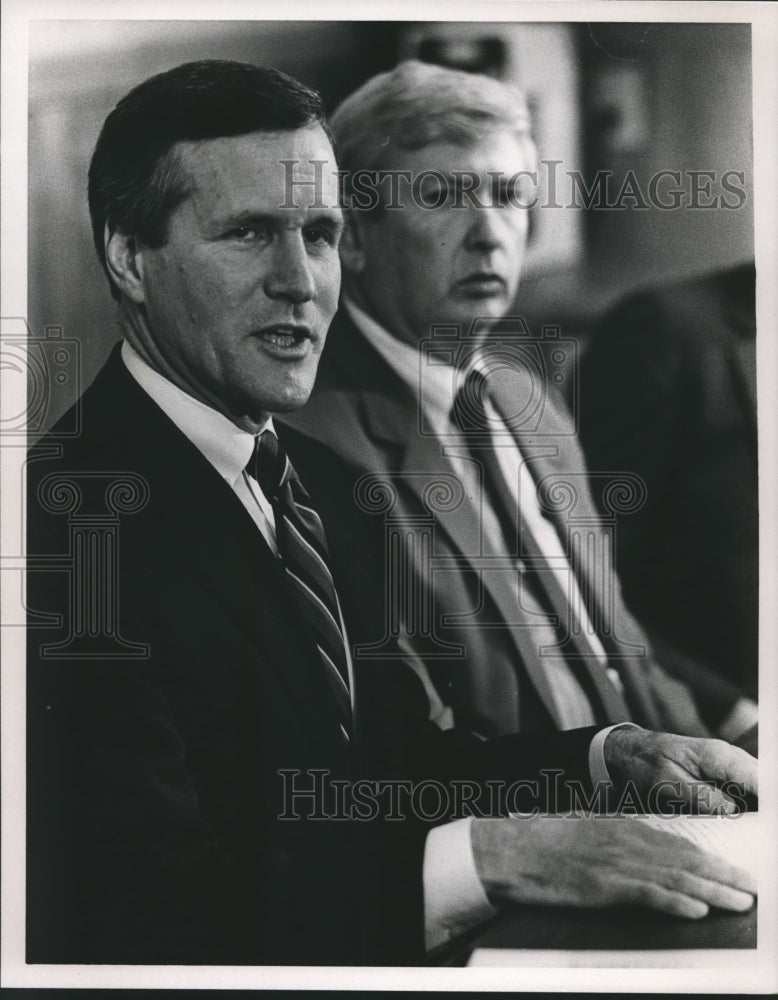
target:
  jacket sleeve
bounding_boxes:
[25,471,363,966]
[26,627,367,965]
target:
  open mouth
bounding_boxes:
[258,325,312,349]
[255,325,317,359]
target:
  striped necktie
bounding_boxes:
[451,368,630,725]
[248,430,352,741]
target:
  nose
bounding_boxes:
[465,205,528,253]
[264,233,316,304]
[464,206,511,253]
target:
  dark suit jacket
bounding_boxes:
[280,310,736,742]
[26,344,598,966]
[580,263,757,701]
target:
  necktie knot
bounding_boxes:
[248,429,292,502]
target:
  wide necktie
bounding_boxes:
[248,430,352,741]
[451,368,630,725]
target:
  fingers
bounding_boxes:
[618,879,710,920]
[696,739,758,798]
[616,731,758,811]
[661,836,757,896]
[613,866,754,921]
[599,822,756,917]
[673,738,758,812]
[666,781,745,816]
[647,775,741,816]
[473,816,757,922]
[659,870,754,913]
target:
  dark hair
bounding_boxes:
[88,59,331,299]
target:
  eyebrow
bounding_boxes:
[306,211,346,234]
[441,167,536,186]
[213,207,344,231]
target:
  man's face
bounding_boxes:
[133,126,342,428]
[350,129,535,346]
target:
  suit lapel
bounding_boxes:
[98,349,350,760]
[316,318,564,726]
[400,425,566,723]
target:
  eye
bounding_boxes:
[225,223,271,243]
[303,224,340,248]
[503,175,536,208]
[416,175,450,207]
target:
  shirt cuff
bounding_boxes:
[718,697,758,743]
[423,817,497,951]
[424,724,645,952]
[588,722,641,787]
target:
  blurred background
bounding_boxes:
[28,19,754,428]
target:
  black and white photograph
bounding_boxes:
[2,0,777,991]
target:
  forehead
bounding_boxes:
[385,127,536,175]
[174,126,340,215]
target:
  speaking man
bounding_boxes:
[27,59,756,968]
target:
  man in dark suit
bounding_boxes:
[26,60,757,968]
[281,60,756,752]
[580,263,758,701]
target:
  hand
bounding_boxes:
[732,723,758,759]
[604,728,757,814]
[471,815,755,919]
[719,697,758,751]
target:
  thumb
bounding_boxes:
[697,740,758,799]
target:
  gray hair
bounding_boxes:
[331,59,533,181]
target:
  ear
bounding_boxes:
[104,224,147,304]
[339,213,367,277]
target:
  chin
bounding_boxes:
[453,301,507,328]
[254,365,319,413]
[265,386,316,415]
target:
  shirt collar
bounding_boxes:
[342,296,458,433]
[121,339,272,486]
